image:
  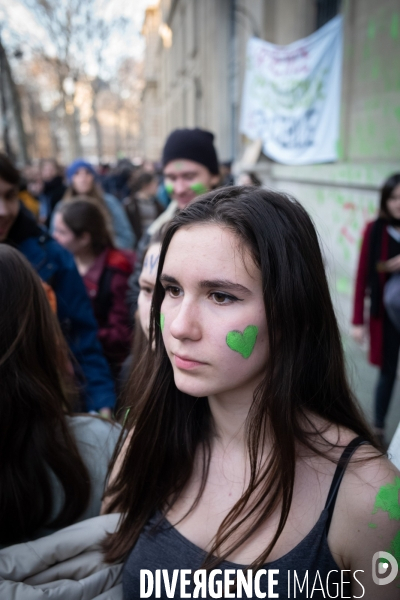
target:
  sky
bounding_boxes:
[0,0,156,67]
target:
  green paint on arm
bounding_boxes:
[165,182,174,196]
[391,14,399,40]
[389,530,400,564]
[190,182,208,196]
[368,522,378,528]
[160,313,165,332]
[372,476,400,520]
[226,325,258,359]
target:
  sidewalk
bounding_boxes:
[334,290,400,446]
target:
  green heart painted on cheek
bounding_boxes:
[190,182,208,195]
[226,325,258,359]
[165,182,174,195]
[160,313,165,332]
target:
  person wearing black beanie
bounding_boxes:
[162,128,219,177]
[161,127,220,210]
[126,127,220,317]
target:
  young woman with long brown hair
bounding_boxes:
[0,245,120,547]
[352,173,400,445]
[103,187,399,599]
[53,200,134,379]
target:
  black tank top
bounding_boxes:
[123,437,368,599]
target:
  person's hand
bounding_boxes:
[377,254,400,272]
[351,325,366,344]
[99,407,112,420]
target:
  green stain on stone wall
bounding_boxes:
[336,277,351,295]
[367,19,376,40]
[391,14,399,40]
[371,57,380,80]
[336,139,344,160]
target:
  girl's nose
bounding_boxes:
[169,298,202,341]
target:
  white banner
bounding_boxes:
[240,16,343,165]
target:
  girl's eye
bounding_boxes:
[166,285,182,298]
[211,292,238,305]
[140,286,153,295]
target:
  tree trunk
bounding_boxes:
[0,55,13,158]
[0,36,29,165]
[62,94,82,162]
[91,86,103,164]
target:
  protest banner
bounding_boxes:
[240,16,343,165]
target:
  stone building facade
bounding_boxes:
[141,0,400,314]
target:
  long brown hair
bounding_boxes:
[57,199,114,255]
[379,172,400,220]
[0,245,91,545]
[103,186,376,566]
[115,230,165,421]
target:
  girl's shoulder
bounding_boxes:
[305,422,398,537]
[328,441,399,595]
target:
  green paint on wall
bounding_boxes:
[363,43,371,61]
[391,14,399,40]
[336,139,344,160]
[367,19,376,40]
[395,107,400,122]
[368,522,377,529]
[371,57,380,80]
[337,277,351,295]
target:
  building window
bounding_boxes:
[316,0,341,29]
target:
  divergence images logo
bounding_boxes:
[372,551,399,585]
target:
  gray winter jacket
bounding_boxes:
[0,514,123,599]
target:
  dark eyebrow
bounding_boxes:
[160,274,251,295]
[160,274,180,285]
[199,279,251,295]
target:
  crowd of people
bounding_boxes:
[0,127,399,599]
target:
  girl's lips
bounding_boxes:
[173,354,206,370]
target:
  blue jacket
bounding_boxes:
[9,207,116,411]
[103,192,135,250]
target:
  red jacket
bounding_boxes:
[352,221,389,367]
[83,248,134,371]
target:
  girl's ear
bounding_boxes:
[210,174,221,188]
[79,231,92,248]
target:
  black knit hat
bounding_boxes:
[162,128,219,175]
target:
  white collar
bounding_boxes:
[387,225,400,243]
